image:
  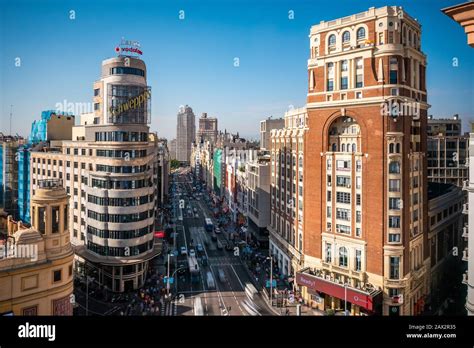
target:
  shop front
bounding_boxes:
[296,270,382,315]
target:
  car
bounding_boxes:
[196,244,204,253]
[201,255,208,266]
[217,268,226,283]
[180,246,188,255]
[189,249,196,257]
[193,208,197,213]
[214,228,221,234]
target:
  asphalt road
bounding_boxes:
[167,170,274,316]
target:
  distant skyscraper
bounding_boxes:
[196,112,218,144]
[176,105,195,163]
[169,139,177,160]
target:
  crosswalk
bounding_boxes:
[208,256,241,266]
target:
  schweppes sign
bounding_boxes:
[109,89,151,118]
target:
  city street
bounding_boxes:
[164,168,275,316]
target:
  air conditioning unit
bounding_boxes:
[346,184,351,188]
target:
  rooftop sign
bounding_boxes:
[115,39,142,57]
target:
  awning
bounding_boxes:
[296,272,381,311]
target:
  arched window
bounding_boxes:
[389,161,400,174]
[396,143,401,153]
[403,27,407,44]
[339,247,348,267]
[356,27,366,40]
[389,143,395,153]
[332,143,337,152]
[352,143,356,152]
[328,34,336,46]
[341,144,346,152]
[298,156,303,167]
[342,31,350,43]
[408,30,412,46]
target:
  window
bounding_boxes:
[341,60,348,72]
[336,160,350,170]
[390,57,398,84]
[356,27,366,40]
[339,247,348,267]
[389,198,401,210]
[356,91,362,99]
[356,228,361,237]
[355,74,363,88]
[94,88,100,96]
[336,176,351,187]
[356,194,361,206]
[336,208,350,221]
[53,270,62,282]
[327,206,332,218]
[341,76,348,90]
[355,250,362,271]
[94,103,100,111]
[389,143,395,153]
[389,256,400,279]
[336,192,351,204]
[325,243,332,262]
[389,179,400,192]
[327,63,334,91]
[389,216,401,228]
[352,143,356,152]
[336,224,351,234]
[389,161,400,174]
[328,34,336,46]
[342,31,350,43]
[389,233,401,243]
[356,211,361,223]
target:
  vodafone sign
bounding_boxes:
[115,39,142,56]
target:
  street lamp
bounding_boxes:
[266,256,273,307]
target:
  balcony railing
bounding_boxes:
[463,248,469,262]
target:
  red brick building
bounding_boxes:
[296,6,430,315]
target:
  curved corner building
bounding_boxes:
[30,54,160,292]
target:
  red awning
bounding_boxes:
[296,272,380,311]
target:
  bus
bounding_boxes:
[188,256,200,283]
[204,218,214,232]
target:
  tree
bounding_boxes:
[170,159,180,169]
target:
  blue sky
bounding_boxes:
[0,0,473,140]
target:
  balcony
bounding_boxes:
[463,248,469,262]
[384,278,408,288]
[463,203,469,215]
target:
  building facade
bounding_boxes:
[0,179,74,315]
[30,55,161,293]
[427,115,468,187]
[260,117,285,150]
[295,6,430,316]
[196,112,218,144]
[269,107,308,277]
[427,182,465,314]
[176,105,196,164]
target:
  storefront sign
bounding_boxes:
[109,88,151,118]
[296,272,380,311]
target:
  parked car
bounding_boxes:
[180,246,188,255]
